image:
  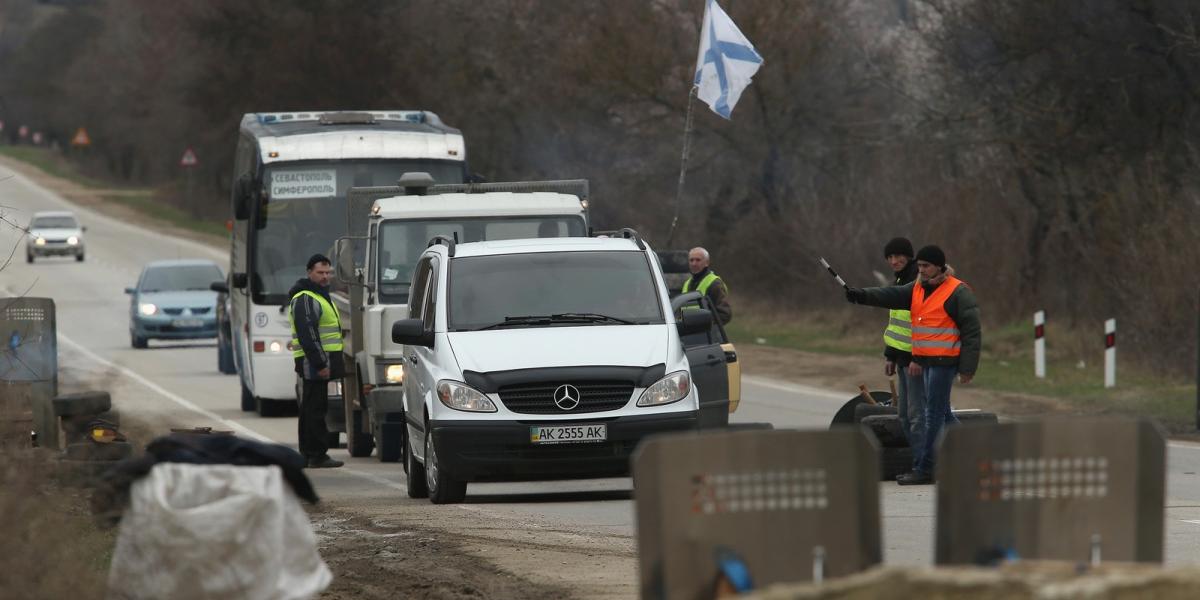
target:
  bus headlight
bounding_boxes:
[637,371,690,407]
[385,363,404,384]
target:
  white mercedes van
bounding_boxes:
[393,230,728,503]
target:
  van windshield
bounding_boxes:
[447,251,663,331]
[376,216,586,304]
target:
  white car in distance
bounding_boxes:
[27,210,86,262]
[394,230,727,504]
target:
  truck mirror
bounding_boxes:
[233,175,254,220]
[677,308,713,336]
[231,272,248,289]
[392,319,433,347]
[333,238,355,283]
[210,281,229,294]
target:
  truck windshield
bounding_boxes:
[376,216,586,304]
[447,251,663,331]
[251,160,463,304]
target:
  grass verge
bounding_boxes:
[728,307,1198,434]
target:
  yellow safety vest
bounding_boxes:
[289,290,343,358]
[682,271,725,296]
[884,308,913,353]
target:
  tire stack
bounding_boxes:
[52,391,132,481]
[858,405,1000,482]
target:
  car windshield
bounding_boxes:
[32,216,78,229]
[377,216,587,304]
[448,251,663,331]
[251,159,464,304]
[140,264,223,292]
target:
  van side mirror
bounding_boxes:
[677,309,713,336]
[233,175,254,220]
[210,281,229,294]
[124,287,136,295]
[392,319,433,348]
[231,272,248,289]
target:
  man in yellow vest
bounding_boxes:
[684,247,732,325]
[881,238,926,475]
[288,254,345,469]
[845,245,981,485]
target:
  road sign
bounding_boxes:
[31,131,42,145]
[71,128,91,147]
[18,125,28,139]
[179,147,199,168]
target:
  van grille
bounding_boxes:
[497,381,634,414]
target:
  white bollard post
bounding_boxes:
[1104,319,1116,388]
[1034,310,1046,379]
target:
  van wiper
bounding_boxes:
[473,313,634,331]
[550,313,636,325]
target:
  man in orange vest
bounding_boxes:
[845,245,981,485]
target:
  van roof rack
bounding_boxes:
[427,234,456,257]
[590,227,646,250]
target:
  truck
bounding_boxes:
[211,110,468,425]
[330,174,593,460]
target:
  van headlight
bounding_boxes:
[637,371,690,407]
[436,380,496,412]
[67,236,79,245]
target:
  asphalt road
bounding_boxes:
[3,164,1199,587]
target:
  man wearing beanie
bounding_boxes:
[880,237,926,474]
[845,244,981,485]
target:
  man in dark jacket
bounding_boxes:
[846,245,980,485]
[880,237,926,475]
[287,254,345,469]
[684,247,732,325]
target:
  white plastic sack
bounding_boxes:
[108,462,332,600]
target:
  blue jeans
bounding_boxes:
[897,367,927,471]
[917,365,960,475]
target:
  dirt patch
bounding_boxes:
[311,509,569,600]
[736,343,1077,420]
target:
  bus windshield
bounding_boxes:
[376,216,587,304]
[251,159,463,304]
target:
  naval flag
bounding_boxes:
[693,0,764,119]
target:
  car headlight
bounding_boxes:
[637,370,691,407]
[67,236,79,245]
[138,303,158,316]
[385,363,404,384]
[436,380,496,412]
[34,237,46,246]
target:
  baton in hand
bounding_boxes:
[818,257,848,290]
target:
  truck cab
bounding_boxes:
[333,176,591,462]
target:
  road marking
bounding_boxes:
[1182,520,1200,525]
[742,375,849,400]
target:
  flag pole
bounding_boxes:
[665,86,697,247]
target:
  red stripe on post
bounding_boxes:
[1035,325,1045,339]
[1105,333,1115,349]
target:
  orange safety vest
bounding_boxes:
[910,276,963,358]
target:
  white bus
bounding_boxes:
[214,110,467,416]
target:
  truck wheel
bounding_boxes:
[376,421,404,463]
[426,430,466,504]
[240,381,256,412]
[347,409,374,457]
[217,333,236,374]
[406,434,428,498]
